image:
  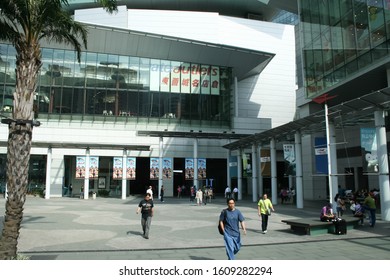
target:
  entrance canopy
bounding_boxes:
[224,88,390,150]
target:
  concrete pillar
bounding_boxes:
[295,131,304,208]
[375,110,390,221]
[83,149,90,200]
[237,149,242,200]
[258,145,264,197]
[227,140,231,188]
[45,147,52,199]
[193,138,198,189]
[121,150,127,200]
[270,138,277,205]
[159,137,163,200]
[252,144,258,202]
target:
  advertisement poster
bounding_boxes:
[198,158,206,179]
[113,157,123,179]
[185,158,194,179]
[229,156,238,178]
[126,157,136,180]
[361,127,378,173]
[242,153,252,178]
[260,149,271,177]
[150,158,159,179]
[75,156,86,179]
[162,158,172,179]
[89,156,99,178]
[315,137,328,174]
[283,144,296,176]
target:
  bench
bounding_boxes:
[281,217,362,236]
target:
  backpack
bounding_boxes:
[218,209,227,235]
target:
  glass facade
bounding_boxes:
[300,0,390,98]
[0,44,232,126]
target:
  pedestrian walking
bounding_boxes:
[136,193,154,239]
[146,185,153,200]
[257,193,274,234]
[196,188,203,206]
[224,186,231,199]
[219,198,246,260]
[232,186,238,201]
[160,185,165,202]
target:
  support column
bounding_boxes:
[159,137,163,200]
[83,149,90,200]
[270,138,277,205]
[237,149,243,200]
[193,138,198,189]
[45,147,52,199]
[252,144,258,202]
[325,103,339,208]
[121,150,127,200]
[227,140,231,188]
[295,131,303,208]
[375,110,390,221]
[258,145,263,197]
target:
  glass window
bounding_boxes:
[1,44,231,125]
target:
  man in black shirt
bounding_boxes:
[136,193,154,239]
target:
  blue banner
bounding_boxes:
[315,137,328,174]
[361,128,378,173]
[229,156,238,178]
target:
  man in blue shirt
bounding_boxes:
[219,198,246,260]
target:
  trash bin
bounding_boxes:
[92,192,96,200]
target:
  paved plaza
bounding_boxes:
[0,195,389,260]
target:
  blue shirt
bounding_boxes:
[220,208,245,237]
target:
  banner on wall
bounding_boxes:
[163,158,172,179]
[315,137,328,174]
[113,157,123,179]
[171,62,181,93]
[75,156,86,179]
[89,156,99,178]
[150,62,221,94]
[198,158,206,179]
[242,153,252,178]
[200,65,211,94]
[185,158,194,179]
[191,64,201,94]
[229,156,238,178]
[260,149,271,177]
[160,61,170,92]
[210,66,220,95]
[283,144,296,176]
[150,158,159,180]
[126,157,136,180]
[361,128,378,173]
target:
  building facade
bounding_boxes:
[0,3,296,199]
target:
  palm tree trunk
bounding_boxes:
[0,125,32,259]
[0,42,40,260]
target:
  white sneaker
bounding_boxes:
[263,230,267,234]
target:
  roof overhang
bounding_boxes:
[137,130,251,140]
[80,25,275,81]
[67,0,298,19]
[224,89,390,150]
[0,141,150,151]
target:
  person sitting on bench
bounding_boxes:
[320,203,336,222]
[353,201,365,225]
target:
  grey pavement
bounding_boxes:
[0,195,389,260]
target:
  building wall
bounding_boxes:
[75,7,297,129]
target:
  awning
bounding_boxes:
[223,88,390,150]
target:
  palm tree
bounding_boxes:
[0,0,117,260]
